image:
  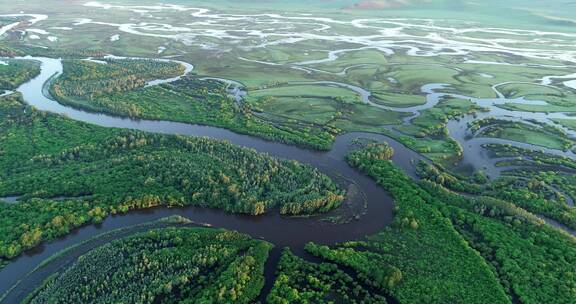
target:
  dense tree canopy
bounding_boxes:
[0,94,343,264]
[52,59,185,99]
[26,226,272,304]
[0,59,40,90]
[337,142,576,303]
[267,249,389,304]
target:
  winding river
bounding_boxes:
[0,56,426,302]
[1,55,575,302]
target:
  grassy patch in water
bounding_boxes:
[476,119,573,150]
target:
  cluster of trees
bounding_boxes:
[279,191,344,215]
[18,46,107,59]
[0,59,40,90]
[343,144,511,303]
[305,243,403,290]
[513,169,576,216]
[0,94,343,263]
[416,161,484,193]
[51,58,185,100]
[267,249,388,303]
[485,177,576,229]
[354,142,394,160]
[26,227,272,304]
[346,142,576,303]
[422,181,576,303]
[0,45,23,57]
[2,131,344,215]
[0,198,104,260]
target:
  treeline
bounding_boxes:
[51,59,185,100]
[267,249,388,304]
[342,142,576,303]
[0,94,343,263]
[0,59,40,90]
[15,45,107,58]
[26,227,272,304]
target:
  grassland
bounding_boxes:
[248,85,361,104]
[248,84,405,128]
[2,0,575,163]
[553,118,576,131]
[501,103,576,113]
[474,119,574,150]
[391,97,484,164]
[487,127,570,150]
[497,83,576,111]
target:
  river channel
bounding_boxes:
[1,55,575,302]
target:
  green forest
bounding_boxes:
[416,144,576,230]
[25,226,272,304]
[267,249,389,303]
[0,93,343,264]
[51,59,185,99]
[0,59,40,91]
[329,142,576,303]
[1,1,576,302]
